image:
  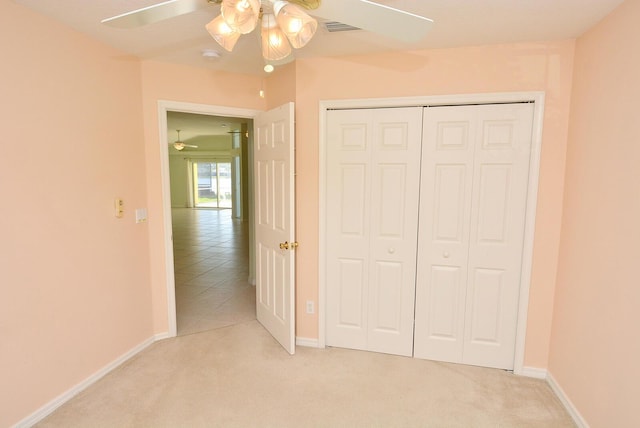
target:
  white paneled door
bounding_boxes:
[325,107,423,357]
[324,102,535,370]
[414,103,534,369]
[254,102,296,355]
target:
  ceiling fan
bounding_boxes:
[170,130,199,151]
[102,0,433,71]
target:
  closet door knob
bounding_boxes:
[388,248,396,254]
[443,252,450,258]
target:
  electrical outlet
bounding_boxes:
[306,300,315,314]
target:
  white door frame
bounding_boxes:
[318,92,545,375]
[157,100,261,337]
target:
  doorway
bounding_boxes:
[158,101,261,337]
[168,114,252,336]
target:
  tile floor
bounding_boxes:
[171,208,255,336]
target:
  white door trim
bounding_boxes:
[318,92,545,374]
[157,100,261,337]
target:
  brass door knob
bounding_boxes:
[279,241,299,250]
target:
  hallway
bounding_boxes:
[171,208,255,336]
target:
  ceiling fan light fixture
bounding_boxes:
[261,14,292,61]
[273,1,318,49]
[204,0,321,70]
[206,14,241,52]
[173,142,185,151]
[220,0,261,34]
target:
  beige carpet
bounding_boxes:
[36,321,574,427]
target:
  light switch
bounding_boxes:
[114,198,124,218]
[135,208,148,224]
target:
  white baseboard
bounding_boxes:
[547,372,589,428]
[14,335,156,428]
[154,332,171,341]
[516,367,589,427]
[519,366,548,379]
[296,337,321,348]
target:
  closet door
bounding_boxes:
[414,103,534,370]
[413,106,476,363]
[326,107,423,356]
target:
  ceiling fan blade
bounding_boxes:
[101,0,207,29]
[184,144,199,148]
[312,0,433,43]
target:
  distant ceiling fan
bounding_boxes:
[170,130,198,151]
[102,0,433,72]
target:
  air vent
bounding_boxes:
[323,21,360,32]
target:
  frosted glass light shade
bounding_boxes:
[206,14,241,51]
[273,1,318,49]
[221,0,260,34]
[261,14,292,61]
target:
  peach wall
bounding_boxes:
[139,61,266,334]
[0,2,152,426]
[549,0,640,426]
[265,62,297,109]
[293,41,575,368]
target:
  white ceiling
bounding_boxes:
[14,0,623,141]
[13,0,624,76]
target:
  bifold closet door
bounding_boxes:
[325,107,423,357]
[414,103,534,370]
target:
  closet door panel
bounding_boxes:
[326,108,422,356]
[433,165,468,242]
[326,110,372,350]
[370,260,404,331]
[336,258,366,327]
[463,103,534,370]
[468,268,505,343]
[414,107,476,362]
[367,108,422,356]
[416,264,465,361]
[416,103,534,370]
